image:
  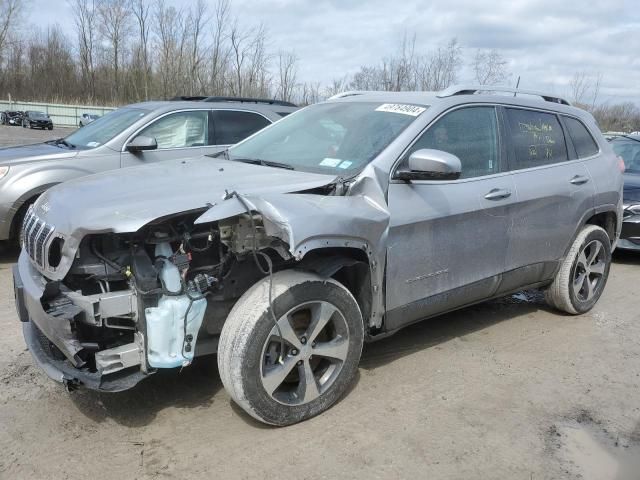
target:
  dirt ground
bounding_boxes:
[1,126,640,479]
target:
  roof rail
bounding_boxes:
[203,96,297,107]
[328,91,381,100]
[169,95,209,101]
[436,85,571,106]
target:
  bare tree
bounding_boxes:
[154,0,186,98]
[569,71,590,105]
[569,71,604,108]
[472,49,509,85]
[276,50,297,102]
[208,0,230,94]
[323,76,349,98]
[97,0,132,101]
[185,0,209,95]
[421,38,462,90]
[130,0,151,99]
[0,0,21,63]
[71,0,97,100]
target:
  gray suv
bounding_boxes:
[0,98,296,243]
[13,86,623,426]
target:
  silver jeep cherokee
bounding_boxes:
[13,86,623,425]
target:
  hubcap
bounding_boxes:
[573,239,606,302]
[260,301,350,406]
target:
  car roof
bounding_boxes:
[124,100,297,116]
[325,86,590,119]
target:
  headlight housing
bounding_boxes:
[0,166,10,180]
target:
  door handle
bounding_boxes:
[484,188,512,200]
[570,175,590,185]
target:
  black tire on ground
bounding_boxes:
[218,270,364,426]
[544,225,612,315]
[48,125,53,130]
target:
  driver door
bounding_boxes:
[385,105,515,330]
[121,110,208,167]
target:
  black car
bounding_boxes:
[610,134,640,251]
[1,110,24,126]
[22,111,53,130]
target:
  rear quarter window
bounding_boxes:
[506,108,568,169]
[564,116,599,158]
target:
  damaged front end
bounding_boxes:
[15,205,296,391]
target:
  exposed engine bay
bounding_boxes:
[40,210,294,379]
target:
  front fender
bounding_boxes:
[195,193,390,328]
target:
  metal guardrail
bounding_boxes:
[0,100,116,127]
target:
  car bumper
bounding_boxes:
[13,251,149,392]
[618,212,640,251]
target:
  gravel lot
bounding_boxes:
[0,124,76,147]
[1,126,639,479]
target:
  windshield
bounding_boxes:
[612,137,640,173]
[30,111,47,118]
[65,108,149,149]
[227,102,426,174]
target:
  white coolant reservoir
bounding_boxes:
[145,242,208,368]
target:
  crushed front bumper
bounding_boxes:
[13,251,149,392]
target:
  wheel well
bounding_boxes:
[585,211,616,244]
[298,248,372,327]
[10,195,40,239]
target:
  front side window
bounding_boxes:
[138,110,208,149]
[506,108,568,169]
[564,116,599,158]
[212,110,271,145]
[405,106,500,179]
[65,108,149,149]
[227,102,424,174]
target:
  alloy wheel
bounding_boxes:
[573,239,606,302]
[260,300,350,406]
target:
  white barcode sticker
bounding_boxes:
[375,103,426,116]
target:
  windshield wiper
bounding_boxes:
[46,138,76,149]
[233,157,295,170]
[209,149,229,159]
[621,134,640,143]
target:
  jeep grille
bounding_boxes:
[21,207,55,268]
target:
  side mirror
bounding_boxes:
[126,135,157,152]
[395,149,462,181]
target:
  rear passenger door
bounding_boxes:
[207,110,272,154]
[502,107,595,288]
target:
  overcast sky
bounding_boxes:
[28,0,640,104]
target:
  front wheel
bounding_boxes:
[545,225,612,314]
[218,270,364,426]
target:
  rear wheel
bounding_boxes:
[218,270,364,426]
[545,225,611,314]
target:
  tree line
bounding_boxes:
[0,0,638,132]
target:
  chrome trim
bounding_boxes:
[21,207,56,269]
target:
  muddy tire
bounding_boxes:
[218,270,363,426]
[545,225,611,315]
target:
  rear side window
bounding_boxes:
[506,108,568,169]
[406,106,500,179]
[564,117,599,158]
[212,110,271,145]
